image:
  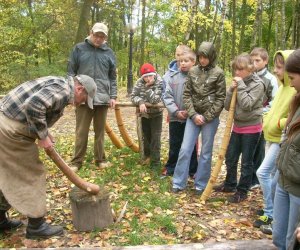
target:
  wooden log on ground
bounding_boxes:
[69,186,114,231]
[63,239,276,249]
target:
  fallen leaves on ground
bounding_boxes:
[0,89,271,248]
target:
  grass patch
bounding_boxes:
[40,136,178,246]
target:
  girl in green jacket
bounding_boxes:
[273,49,300,250]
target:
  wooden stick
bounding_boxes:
[200,88,237,202]
[115,102,165,108]
[116,201,128,223]
[45,147,100,195]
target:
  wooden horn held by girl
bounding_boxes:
[45,147,100,195]
[200,87,237,202]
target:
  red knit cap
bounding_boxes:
[140,63,156,78]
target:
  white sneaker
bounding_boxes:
[249,184,260,190]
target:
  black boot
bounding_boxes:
[26,217,63,239]
[0,210,23,231]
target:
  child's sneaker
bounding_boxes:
[249,183,260,190]
[214,183,237,193]
[253,215,273,228]
[227,191,247,203]
[195,189,204,196]
[260,224,273,235]
[256,209,264,216]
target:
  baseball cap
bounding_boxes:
[75,75,97,109]
[92,23,108,36]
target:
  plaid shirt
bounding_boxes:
[0,76,74,139]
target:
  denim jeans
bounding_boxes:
[165,121,198,175]
[141,114,163,166]
[256,142,280,218]
[252,132,266,185]
[273,184,300,250]
[173,117,219,190]
[224,131,261,194]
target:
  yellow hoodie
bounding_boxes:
[263,50,297,142]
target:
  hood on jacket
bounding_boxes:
[168,59,179,73]
[197,42,217,68]
[273,50,294,87]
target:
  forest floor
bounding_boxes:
[0,88,272,248]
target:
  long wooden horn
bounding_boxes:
[200,88,237,202]
[115,105,139,153]
[105,122,124,149]
[45,147,100,195]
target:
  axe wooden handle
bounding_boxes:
[45,147,100,195]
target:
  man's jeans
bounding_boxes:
[173,117,219,190]
[224,132,261,194]
[273,184,300,250]
[256,142,280,218]
[165,121,198,175]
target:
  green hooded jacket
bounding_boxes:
[183,42,226,122]
[263,50,296,143]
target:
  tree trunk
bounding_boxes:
[46,34,51,65]
[27,0,39,66]
[70,186,114,232]
[296,0,300,47]
[238,0,247,53]
[75,0,94,44]
[139,0,146,66]
[205,0,211,40]
[275,0,279,50]
[251,0,263,48]
[231,0,236,59]
[265,0,275,51]
[210,0,219,42]
[281,0,286,49]
[292,0,300,48]
[214,0,227,54]
[184,0,199,42]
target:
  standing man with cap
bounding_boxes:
[68,22,117,171]
[0,75,96,238]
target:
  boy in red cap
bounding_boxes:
[131,63,163,169]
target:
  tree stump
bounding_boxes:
[69,186,114,231]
